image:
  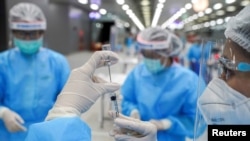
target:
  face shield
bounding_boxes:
[194,39,250,141]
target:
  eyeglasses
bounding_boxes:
[218,57,250,72]
[13,30,43,40]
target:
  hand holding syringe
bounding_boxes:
[102,44,119,118]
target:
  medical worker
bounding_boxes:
[197,4,250,125]
[0,2,70,141]
[187,36,202,75]
[120,27,205,141]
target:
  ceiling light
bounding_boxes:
[99,9,107,15]
[193,0,209,12]
[192,0,198,4]
[216,18,224,24]
[224,16,231,22]
[141,0,150,6]
[116,0,125,5]
[205,8,212,14]
[204,22,210,27]
[226,6,236,12]
[210,13,216,19]
[185,3,192,10]
[225,0,236,4]
[78,0,88,4]
[180,8,186,14]
[213,3,223,10]
[198,12,204,17]
[122,4,129,10]
[159,0,166,3]
[210,20,216,26]
[124,22,130,27]
[241,0,250,6]
[157,3,164,9]
[216,10,225,16]
[90,4,99,10]
[126,9,133,15]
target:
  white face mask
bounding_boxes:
[197,78,250,124]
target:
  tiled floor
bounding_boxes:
[66,50,207,141]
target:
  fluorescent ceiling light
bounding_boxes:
[241,0,250,6]
[99,9,107,15]
[159,0,166,3]
[213,3,223,10]
[216,19,224,25]
[216,10,225,16]
[151,8,162,27]
[225,0,236,4]
[78,0,88,4]
[116,0,125,5]
[205,8,212,14]
[122,4,129,10]
[198,12,204,17]
[157,3,164,9]
[185,3,192,9]
[126,9,133,15]
[141,0,150,6]
[224,17,231,22]
[226,6,236,12]
[90,4,99,10]
[192,0,198,4]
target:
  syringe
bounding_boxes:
[102,44,119,118]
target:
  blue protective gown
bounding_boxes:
[25,117,91,141]
[0,47,70,141]
[187,43,202,75]
[121,62,206,141]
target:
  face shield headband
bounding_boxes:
[136,33,181,57]
[219,56,250,72]
[11,22,46,31]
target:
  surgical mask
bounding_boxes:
[143,57,166,74]
[14,37,43,55]
[197,78,250,124]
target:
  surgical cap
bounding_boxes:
[9,2,47,31]
[224,5,250,53]
[136,26,183,57]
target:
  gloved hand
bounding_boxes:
[0,107,27,132]
[46,51,120,120]
[130,109,140,119]
[110,113,157,141]
[149,119,172,131]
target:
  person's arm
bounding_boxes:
[121,72,139,117]
[162,74,205,138]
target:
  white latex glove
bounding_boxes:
[149,119,172,131]
[46,51,120,120]
[110,113,157,141]
[0,107,27,132]
[130,109,140,119]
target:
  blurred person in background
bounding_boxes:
[120,26,205,141]
[0,2,70,141]
[187,35,203,75]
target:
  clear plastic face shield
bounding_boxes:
[194,39,250,141]
[136,30,183,74]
